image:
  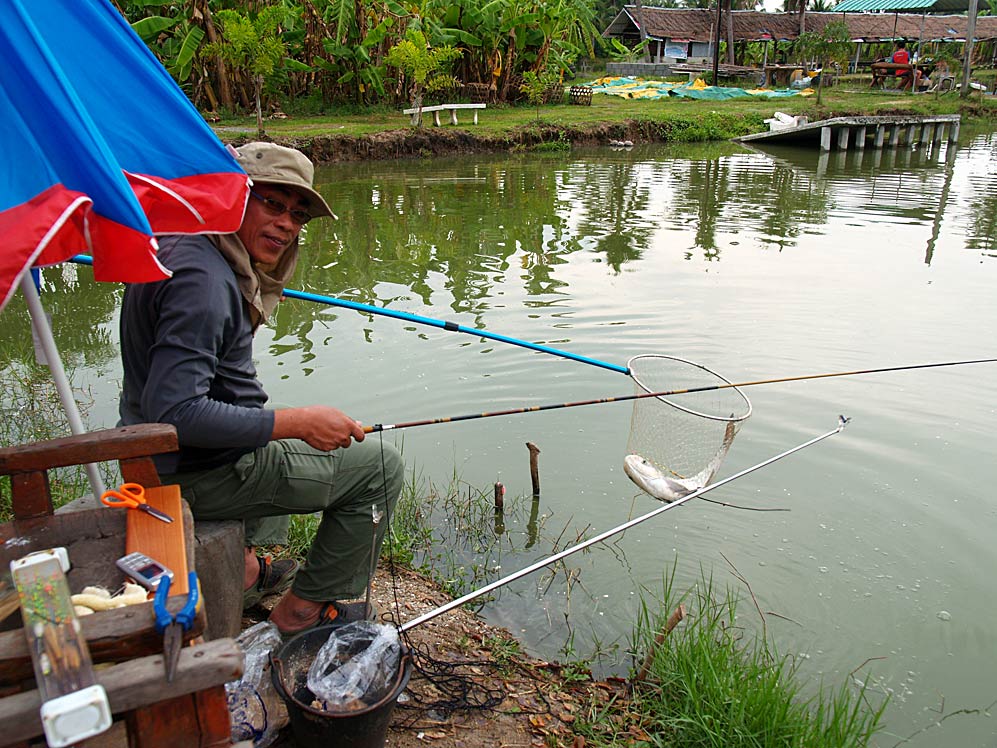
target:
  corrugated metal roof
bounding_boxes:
[832,0,969,10]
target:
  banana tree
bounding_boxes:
[203,7,291,137]
[385,28,462,124]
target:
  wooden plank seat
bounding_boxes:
[0,424,245,748]
[403,102,485,126]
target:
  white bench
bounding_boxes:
[403,102,486,127]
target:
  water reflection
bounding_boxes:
[3,133,996,747]
[0,264,117,371]
[2,133,993,388]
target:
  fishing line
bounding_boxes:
[399,417,849,633]
[364,358,997,434]
[374,432,506,719]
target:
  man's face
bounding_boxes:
[237,184,310,265]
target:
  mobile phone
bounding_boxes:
[115,552,173,591]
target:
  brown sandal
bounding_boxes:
[243,554,299,610]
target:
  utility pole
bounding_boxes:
[712,0,723,85]
[960,0,979,98]
[635,0,650,62]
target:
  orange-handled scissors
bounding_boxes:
[100,483,174,524]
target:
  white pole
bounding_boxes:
[19,273,106,498]
[961,0,979,97]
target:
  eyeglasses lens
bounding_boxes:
[252,191,312,225]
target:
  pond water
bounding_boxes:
[4,128,996,745]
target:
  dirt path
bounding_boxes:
[255,565,631,748]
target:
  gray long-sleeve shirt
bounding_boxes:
[119,235,275,474]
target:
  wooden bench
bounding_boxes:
[0,424,245,748]
[403,102,485,127]
[671,63,761,84]
[870,61,930,90]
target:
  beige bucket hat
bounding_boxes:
[235,142,336,219]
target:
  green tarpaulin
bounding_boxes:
[590,76,814,101]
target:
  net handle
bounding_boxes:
[627,354,753,423]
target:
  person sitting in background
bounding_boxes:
[891,41,923,91]
[927,58,954,92]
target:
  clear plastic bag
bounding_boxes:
[307,621,401,709]
[226,621,288,747]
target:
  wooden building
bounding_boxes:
[603,6,997,65]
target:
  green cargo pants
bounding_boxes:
[167,438,403,602]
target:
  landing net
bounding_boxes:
[625,355,752,499]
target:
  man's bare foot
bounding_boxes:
[269,591,324,633]
[243,547,259,591]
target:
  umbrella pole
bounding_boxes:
[19,274,106,498]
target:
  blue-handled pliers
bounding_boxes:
[154,571,199,683]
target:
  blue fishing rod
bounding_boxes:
[70,254,629,374]
[71,254,996,390]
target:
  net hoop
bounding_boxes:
[627,355,752,423]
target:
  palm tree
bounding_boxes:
[782,0,807,36]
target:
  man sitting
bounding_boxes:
[891,41,923,91]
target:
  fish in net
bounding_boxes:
[624,355,751,502]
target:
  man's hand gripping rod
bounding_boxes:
[399,416,851,633]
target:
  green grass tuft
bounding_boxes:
[577,571,887,748]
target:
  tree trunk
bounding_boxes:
[198,0,234,111]
[255,75,264,139]
[816,57,825,104]
[725,0,734,65]
[499,30,517,102]
[410,90,424,126]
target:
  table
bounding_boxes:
[763,65,804,88]
[870,61,932,90]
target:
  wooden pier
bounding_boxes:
[736,114,960,151]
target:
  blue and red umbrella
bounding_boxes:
[1,0,250,499]
[0,0,249,310]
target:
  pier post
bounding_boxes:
[907,124,917,144]
[874,125,886,149]
[837,127,850,150]
[856,126,867,150]
[889,126,900,147]
[931,123,943,142]
[922,123,934,143]
[817,150,829,177]
[821,126,832,152]
[949,121,960,142]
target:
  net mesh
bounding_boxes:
[625,355,751,492]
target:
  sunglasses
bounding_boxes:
[249,190,313,226]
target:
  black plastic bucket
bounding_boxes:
[270,624,412,748]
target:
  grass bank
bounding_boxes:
[579,574,887,747]
[214,80,997,163]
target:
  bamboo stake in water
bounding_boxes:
[399,417,850,633]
